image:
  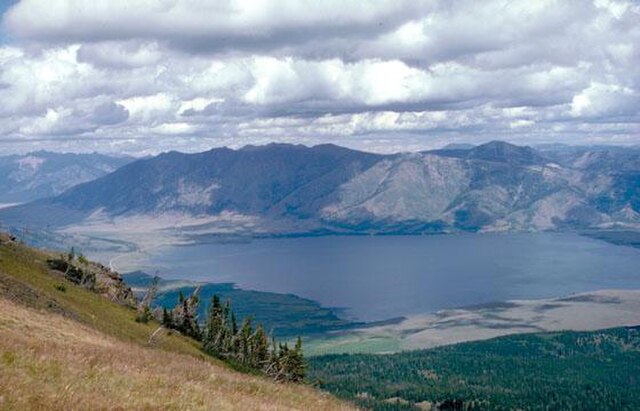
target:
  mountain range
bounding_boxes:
[1,141,638,238]
[0,151,132,205]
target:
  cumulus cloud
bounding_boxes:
[77,41,163,69]
[92,102,129,125]
[570,82,639,119]
[0,0,638,154]
[3,0,428,54]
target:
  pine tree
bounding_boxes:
[231,312,238,335]
[238,318,253,365]
[221,300,233,352]
[203,295,226,356]
[161,307,173,327]
[277,342,291,382]
[198,293,306,383]
[289,336,306,382]
[265,336,280,379]
[180,296,200,339]
[135,304,153,323]
[252,325,269,369]
[169,288,201,340]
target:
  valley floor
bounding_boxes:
[306,289,640,355]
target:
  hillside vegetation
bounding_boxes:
[0,234,352,410]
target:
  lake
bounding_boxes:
[119,232,640,322]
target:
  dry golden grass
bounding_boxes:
[0,237,354,410]
[0,297,354,410]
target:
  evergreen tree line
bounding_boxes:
[308,327,640,410]
[159,291,305,383]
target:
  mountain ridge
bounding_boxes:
[1,141,638,241]
[0,151,133,204]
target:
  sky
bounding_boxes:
[0,0,638,155]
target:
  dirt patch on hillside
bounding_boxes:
[0,271,78,321]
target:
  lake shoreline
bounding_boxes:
[122,232,640,321]
[305,288,640,355]
[79,229,640,349]
[124,268,640,355]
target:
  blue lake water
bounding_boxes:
[128,232,640,321]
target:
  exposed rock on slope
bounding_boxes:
[0,151,132,204]
[1,142,638,238]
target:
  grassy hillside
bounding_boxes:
[0,234,352,410]
[309,327,640,410]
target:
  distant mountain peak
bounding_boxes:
[0,152,133,204]
[240,142,304,151]
[466,140,546,165]
[473,140,527,151]
[440,143,476,150]
[427,140,547,165]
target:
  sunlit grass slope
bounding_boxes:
[0,235,353,410]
